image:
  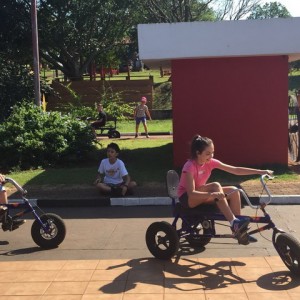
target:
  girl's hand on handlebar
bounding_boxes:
[264,170,274,176]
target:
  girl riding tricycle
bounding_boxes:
[146,135,300,276]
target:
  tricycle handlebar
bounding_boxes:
[3,177,27,196]
[227,174,274,209]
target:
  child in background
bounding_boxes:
[91,103,107,136]
[133,96,152,138]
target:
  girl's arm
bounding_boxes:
[185,172,214,201]
[217,162,273,176]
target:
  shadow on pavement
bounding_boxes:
[22,205,174,220]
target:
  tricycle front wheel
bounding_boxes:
[275,233,300,276]
[146,221,179,260]
[31,213,66,249]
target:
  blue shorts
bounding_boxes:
[136,117,146,125]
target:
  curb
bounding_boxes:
[11,195,300,207]
[110,197,172,206]
[259,195,300,204]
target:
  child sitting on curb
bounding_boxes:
[94,143,136,197]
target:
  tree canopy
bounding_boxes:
[0,0,297,101]
[3,0,289,82]
[248,1,291,19]
[139,0,216,23]
[38,0,139,80]
[213,0,262,20]
[0,0,32,64]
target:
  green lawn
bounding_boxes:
[116,119,172,133]
[8,135,298,189]
[9,138,174,187]
[42,69,170,84]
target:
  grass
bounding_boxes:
[8,135,298,190]
[42,69,170,84]
[8,138,174,187]
[116,119,172,133]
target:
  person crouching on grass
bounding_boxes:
[94,143,136,197]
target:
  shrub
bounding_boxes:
[0,102,96,171]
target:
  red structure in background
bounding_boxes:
[172,55,288,167]
[89,64,119,80]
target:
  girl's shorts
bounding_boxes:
[136,117,146,125]
[178,192,189,208]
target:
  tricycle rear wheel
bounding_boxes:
[185,222,212,248]
[31,213,66,249]
[108,130,121,138]
[275,233,300,276]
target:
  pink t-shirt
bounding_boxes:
[177,158,221,197]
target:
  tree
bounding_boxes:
[290,60,300,73]
[0,58,34,122]
[38,0,139,80]
[0,1,55,121]
[0,0,32,64]
[139,0,216,23]
[213,0,262,20]
[248,1,291,19]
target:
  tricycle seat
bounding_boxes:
[174,202,219,216]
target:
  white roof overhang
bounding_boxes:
[138,17,300,68]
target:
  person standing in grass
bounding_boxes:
[133,96,152,138]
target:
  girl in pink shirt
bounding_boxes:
[178,135,273,244]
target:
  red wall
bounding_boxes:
[172,56,289,167]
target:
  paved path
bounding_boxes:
[0,205,300,298]
[0,256,299,299]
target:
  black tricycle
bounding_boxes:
[1,177,66,249]
[145,171,300,276]
[88,116,121,138]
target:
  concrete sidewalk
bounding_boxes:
[0,256,299,299]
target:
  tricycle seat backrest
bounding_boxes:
[166,170,179,199]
